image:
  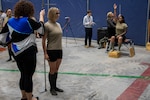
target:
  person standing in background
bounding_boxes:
[2,8,14,62]
[3,9,12,27]
[0,1,45,100]
[0,10,6,51]
[0,10,6,31]
[42,7,64,96]
[83,10,95,48]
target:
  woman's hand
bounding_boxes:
[39,9,45,23]
[40,9,45,16]
[113,3,117,10]
[44,53,50,61]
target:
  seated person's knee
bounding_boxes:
[110,36,115,42]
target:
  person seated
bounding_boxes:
[109,4,128,51]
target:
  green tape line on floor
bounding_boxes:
[0,68,148,79]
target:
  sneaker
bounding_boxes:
[6,58,12,62]
[105,49,110,53]
[12,60,15,62]
[85,45,89,48]
[89,45,94,48]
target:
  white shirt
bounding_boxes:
[83,15,94,28]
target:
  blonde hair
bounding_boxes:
[107,11,113,19]
[47,7,59,21]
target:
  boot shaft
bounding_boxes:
[48,73,55,89]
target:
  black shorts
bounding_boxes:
[47,50,63,62]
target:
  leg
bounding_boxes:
[47,50,63,95]
[85,28,88,46]
[88,28,92,46]
[48,61,58,95]
[6,44,12,62]
[21,90,26,100]
[47,50,58,95]
[118,36,123,51]
[16,46,38,100]
[54,58,63,92]
[106,40,110,52]
[110,36,115,51]
[16,59,27,100]
[6,47,12,61]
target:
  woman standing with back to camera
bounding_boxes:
[42,7,64,96]
[0,0,45,100]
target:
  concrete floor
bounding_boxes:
[0,38,150,100]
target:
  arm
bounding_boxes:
[83,16,90,26]
[90,16,95,25]
[121,27,127,36]
[116,26,128,38]
[113,3,117,23]
[83,16,95,26]
[29,9,45,35]
[39,9,45,22]
[0,22,9,34]
[36,9,45,36]
[83,16,87,26]
[0,23,11,46]
[107,19,115,28]
[2,17,8,28]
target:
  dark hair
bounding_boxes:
[87,10,92,14]
[0,10,4,13]
[119,15,125,23]
[5,8,11,13]
[14,0,34,18]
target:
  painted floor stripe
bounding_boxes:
[0,68,149,79]
[117,63,150,100]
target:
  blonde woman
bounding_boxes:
[106,11,116,39]
[42,7,63,96]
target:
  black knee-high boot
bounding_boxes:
[54,72,64,92]
[49,73,57,95]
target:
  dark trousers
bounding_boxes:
[7,44,13,60]
[85,28,92,46]
[14,46,37,92]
